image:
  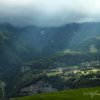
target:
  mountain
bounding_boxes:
[0,22,100,98]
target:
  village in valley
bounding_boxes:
[21,60,100,79]
[19,60,100,96]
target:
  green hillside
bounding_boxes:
[11,87,100,100]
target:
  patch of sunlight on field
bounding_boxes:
[90,44,98,53]
[95,36,100,40]
[47,72,63,77]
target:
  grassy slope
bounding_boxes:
[11,87,100,100]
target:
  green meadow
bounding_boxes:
[11,87,100,100]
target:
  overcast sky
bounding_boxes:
[0,0,100,27]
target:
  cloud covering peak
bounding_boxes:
[0,0,100,27]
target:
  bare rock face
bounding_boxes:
[0,81,6,100]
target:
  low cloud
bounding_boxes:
[0,0,100,27]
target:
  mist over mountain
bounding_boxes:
[1,0,100,27]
